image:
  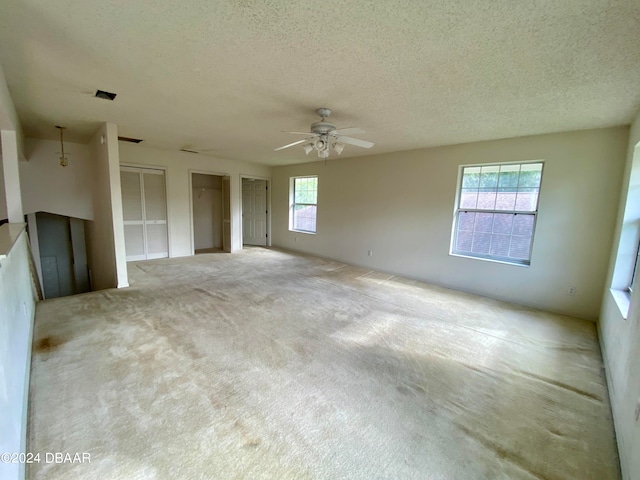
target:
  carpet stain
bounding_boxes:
[34,336,64,353]
[243,437,261,448]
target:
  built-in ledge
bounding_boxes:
[610,288,631,320]
[0,223,26,260]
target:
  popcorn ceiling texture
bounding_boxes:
[28,248,620,479]
[0,1,639,165]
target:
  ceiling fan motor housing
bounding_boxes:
[310,121,336,134]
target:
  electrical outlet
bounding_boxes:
[294,237,299,243]
[367,250,373,257]
[568,286,576,296]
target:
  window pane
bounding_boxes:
[293,205,317,232]
[460,190,478,209]
[492,214,513,234]
[519,163,543,188]
[498,164,520,188]
[475,213,493,233]
[477,192,497,209]
[512,214,534,235]
[509,236,532,259]
[456,230,473,251]
[515,188,539,211]
[495,190,516,210]
[472,232,491,254]
[458,212,476,231]
[479,165,499,190]
[462,167,481,188]
[490,234,511,256]
[294,177,318,204]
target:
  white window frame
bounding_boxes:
[450,161,544,266]
[289,176,318,234]
[629,238,640,293]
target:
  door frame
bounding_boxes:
[240,174,272,248]
[189,169,230,256]
[120,163,171,260]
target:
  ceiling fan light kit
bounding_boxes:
[275,108,374,159]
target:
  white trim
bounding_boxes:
[458,158,546,168]
[609,288,631,319]
[120,162,167,171]
[450,252,530,267]
[26,214,44,293]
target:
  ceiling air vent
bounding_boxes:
[95,89,117,101]
[180,148,199,154]
[118,136,143,144]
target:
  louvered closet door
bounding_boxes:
[121,169,146,261]
[142,170,169,259]
[120,167,169,261]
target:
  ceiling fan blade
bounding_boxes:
[283,131,319,136]
[338,136,375,148]
[332,127,365,136]
[274,138,312,151]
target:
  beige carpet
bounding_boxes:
[28,247,620,479]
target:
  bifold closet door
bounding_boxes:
[121,167,169,261]
[142,170,169,259]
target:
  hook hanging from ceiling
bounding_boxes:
[56,125,69,167]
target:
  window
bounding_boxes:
[629,239,640,293]
[452,162,544,265]
[609,142,640,318]
[290,176,318,233]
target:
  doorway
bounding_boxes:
[191,172,230,254]
[241,177,270,247]
[35,212,91,299]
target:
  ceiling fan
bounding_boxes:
[275,108,374,158]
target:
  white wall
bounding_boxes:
[0,158,7,220]
[0,226,37,480]
[599,110,640,480]
[118,144,270,255]
[192,173,222,250]
[272,127,628,320]
[86,123,128,290]
[0,63,24,156]
[1,130,24,223]
[19,138,94,220]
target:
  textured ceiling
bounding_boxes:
[0,0,639,166]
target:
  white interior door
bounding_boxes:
[242,178,267,246]
[121,167,169,261]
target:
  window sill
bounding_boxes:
[449,252,530,267]
[609,289,630,320]
[290,229,316,235]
